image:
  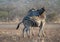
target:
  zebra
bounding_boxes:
[16,7,46,37]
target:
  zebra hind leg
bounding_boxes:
[23,26,30,38]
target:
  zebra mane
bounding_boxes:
[28,8,35,12]
[27,7,45,17]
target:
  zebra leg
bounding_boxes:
[27,28,30,38]
[38,21,46,37]
[23,26,30,38]
[38,21,43,37]
[39,21,46,42]
[23,26,26,37]
[28,27,34,38]
[41,22,46,37]
[31,27,34,36]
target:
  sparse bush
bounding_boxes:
[46,12,57,22]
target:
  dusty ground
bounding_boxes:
[0,23,60,42]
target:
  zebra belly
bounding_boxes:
[31,21,38,27]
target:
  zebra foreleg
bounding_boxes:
[38,21,43,37]
[38,21,46,38]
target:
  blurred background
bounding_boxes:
[0,0,60,23]
[0,0,60,42]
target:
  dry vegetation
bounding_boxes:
[0,23,60,42]
[0,0,60,23]
[0,0,60,42]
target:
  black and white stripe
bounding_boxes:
[16,7,46,37]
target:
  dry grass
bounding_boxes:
[0,26,60,42]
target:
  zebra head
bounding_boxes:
[37,7,45,15]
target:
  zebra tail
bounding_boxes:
[16,21,22,30]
